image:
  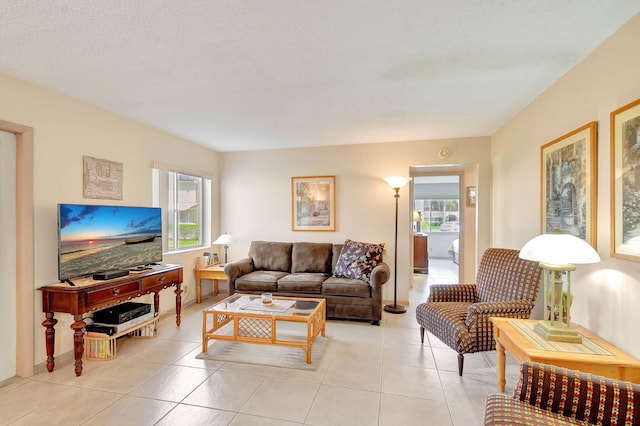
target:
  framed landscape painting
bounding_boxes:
[541,122,597,245]
[611,97,640,260]
[291,175,336,231]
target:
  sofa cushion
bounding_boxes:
[483,393,587,425]
[322,276,371,297]
[249,241,293,272]
[333,239,384,283]
[278,273,327,293]
[235,270,288,292]
[291,242,333,274]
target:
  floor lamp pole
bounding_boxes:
[384,187,406,314]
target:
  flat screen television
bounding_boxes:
[57,204,163,281]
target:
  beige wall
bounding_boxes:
[0,72,221,369]
[220,137,491,304]
[492,14,640,357]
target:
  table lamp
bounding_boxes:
[413,211,421,233]
[519,230,600,343]
[213,232,233,265]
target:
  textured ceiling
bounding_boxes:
[2,1,639,152]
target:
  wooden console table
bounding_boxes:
[492,317,640,392]
[38,264,183,376]
[195,263,227,303]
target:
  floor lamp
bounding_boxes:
[383,176,412,314]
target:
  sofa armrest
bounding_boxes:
[515,361,640,424]
[370,262,390,321]
[223,258,254,295]
[427,284,478,303]
[370,262,390,288]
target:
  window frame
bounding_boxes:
[152,163,212,254]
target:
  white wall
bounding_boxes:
[492,14,640,357]
[221,137,491,304]
[0,130,17,381]
[0,72,221,369]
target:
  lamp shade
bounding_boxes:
[413,211,421,222]
[519,232,600,266]
[383,176,412,189]
[213,233,232,245]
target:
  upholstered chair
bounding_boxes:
[415,248,542,375]
[484,361,640,425]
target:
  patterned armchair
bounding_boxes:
[415,248,542,375]
[484,361,640,425]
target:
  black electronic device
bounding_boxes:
[85,324,116,336]
[92,270,130,280]
[57,203,162,281]
[92,302,151,325]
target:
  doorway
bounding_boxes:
[0,119,35,380]
[412,174,460,285]
[0,130,17,381]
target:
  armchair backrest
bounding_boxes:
[515,362,640,425]
[475,248,542,303]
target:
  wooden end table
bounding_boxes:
[491,317,640,392]
[194,263,227,303]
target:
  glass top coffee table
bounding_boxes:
[202,294,326,364]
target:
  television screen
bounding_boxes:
[58,204,162,280]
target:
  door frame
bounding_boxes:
[0,119,35,377]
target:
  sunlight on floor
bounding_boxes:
[410,257,459,305]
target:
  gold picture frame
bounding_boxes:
[291,175,336,231]
[466,186,477,207]
[611,97,640,260]
[541,122,597,245]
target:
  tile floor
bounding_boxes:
[1,258,520,425]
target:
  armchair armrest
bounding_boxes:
[515,361,640,424]
[465,300,535,327]
[427,284,478,303]
[464,300,535,351]
[223,258,254,295]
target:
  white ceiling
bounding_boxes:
[2,1,639,152]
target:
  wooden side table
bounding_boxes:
[491,317,640,392]
[194,263,228,303]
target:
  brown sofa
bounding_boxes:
[223,241,390,325]
[484,361,640,425]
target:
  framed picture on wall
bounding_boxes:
[611,97,640,261]
[291,175,336,231]
[466,186,477,207]
[541,121,597,245]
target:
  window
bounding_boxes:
[153,164,212,253]
[415,199,459,232]
[168,172,203,250]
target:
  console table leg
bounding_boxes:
[71,315,86,376]
[174,283,182,326]
[42,313,57,372]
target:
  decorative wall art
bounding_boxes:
[82,155,123,200]
[611,97,640,260]
[466,186,477,207]
[541,122,597,245]
[291,175,336,231]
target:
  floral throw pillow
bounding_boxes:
[334,239,385,283]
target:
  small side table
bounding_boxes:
[195,263,228,303]
[491,317,640,392]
